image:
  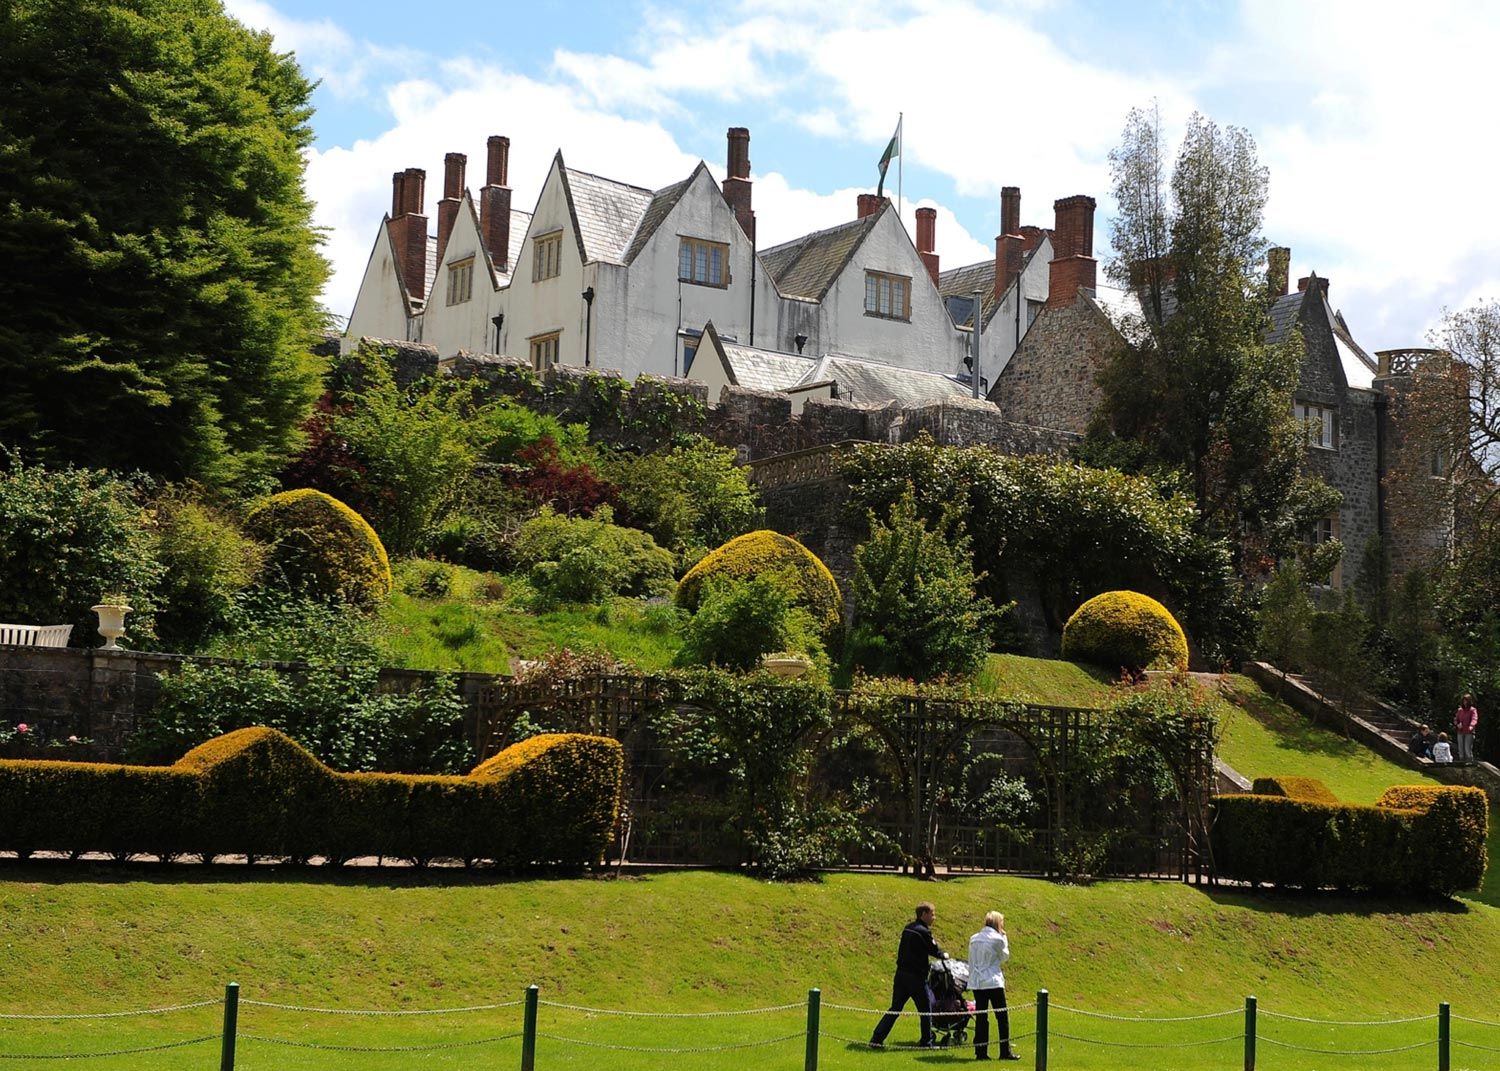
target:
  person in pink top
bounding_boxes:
[1454,694,1479,765]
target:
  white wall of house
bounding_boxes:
[984,234,1054,381]
[499,158,590,368]
[421,199,502,357]
[344,224,417,343]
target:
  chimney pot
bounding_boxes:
[915,207,936,253]
[1046,194,1097,309]
[857,193,884,219]
[486,136,510,187]
[995,234,1023,298]
[723,127,755,242]
[442,153,466,200]
[1001,186,1021,237]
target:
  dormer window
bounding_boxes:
[1294,402,1336,450]
[679,237,728,287]
[533,232,562,282]
[864,270,910,321]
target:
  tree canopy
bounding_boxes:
[0,0,328,487]
[1091,106,1335,577]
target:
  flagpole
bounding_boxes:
[897,112,903,220]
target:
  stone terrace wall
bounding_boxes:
[358,340,1078,461]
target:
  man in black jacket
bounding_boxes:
[870,902,947,1049]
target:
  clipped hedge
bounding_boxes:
[677,530,842,637]
[0,727,622,869]
[1062,590,1188,672]
[247,489,392,610]
[1250,776,1340,804]
[1212,783,1488,895]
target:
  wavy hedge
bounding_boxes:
[247,488,392,609]
[1212,783,1487,895]
[677,530,842,637]
[0,727,622,869]
[1062,590,1189,671]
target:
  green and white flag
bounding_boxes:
[876,116,901,197]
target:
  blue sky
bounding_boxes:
[230,0,1500,350]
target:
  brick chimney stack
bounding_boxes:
[1298,273,1328,297]
[388,167,429,301]
[723,127,755,242]
[994,185,1024,298]
[480,135,513,273]
[1267,246,1290,298]
[856,192,884,219]
[1018,225,1045,252]
[435,152,466,265]
[915,207,939,286]
[1046,194,1097,309]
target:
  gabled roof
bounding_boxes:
[719,338,817,392]
[555,156,656,264]
[1091,284,1151,345]
[761,212,882,301]
[623,166,702,264]
[1266,290,1306,344]
[453,193,532,288]
[938,260,996,328]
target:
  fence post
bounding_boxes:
[1243,995,1256,1071]
[1439,1001,1450,1071]
[522,985,539,1071]
[805,988,820,1071]
[1035,989,1048,1071]
[219,982,239,1071]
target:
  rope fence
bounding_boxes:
[0,983,1486,1068]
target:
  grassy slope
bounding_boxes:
[2,869,1498,1070]
[974,654,1118,706]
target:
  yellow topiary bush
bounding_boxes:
[1250,776,1340,804]
[1061,590,1188,672]
[246,488,392,610]
[675,530,842,637]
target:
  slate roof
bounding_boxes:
[1327,296,1378,389]
[1267,290,1306,344]
[562,166,655,264]
[497,208,532,284]
[939,260,997,327]
[712,335,972,406]
[623,171,697,264]
[1091,284,1151,345]
[760,213,882,301]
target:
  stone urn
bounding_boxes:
[91,603,131,650]
[760,654,811,679]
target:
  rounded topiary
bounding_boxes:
[676,530,842,636]
[246,489,392,610]
[1061,590,1188,672]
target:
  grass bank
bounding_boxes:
[1,868,1496,1070]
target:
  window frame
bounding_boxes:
[677,236,730,288]
[529,331,561,371]
[445,256,474,306]
[1294,401,1337,450]
[863,269,911,321]
[532,231,563,282]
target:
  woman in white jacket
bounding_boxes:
[968,911,1020,1060]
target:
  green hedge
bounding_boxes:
[0,727,622,869]
[1249,776,1340,804]
[1212,784,1488,895]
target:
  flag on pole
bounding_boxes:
[876,116,902,197]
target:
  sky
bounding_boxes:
[227,0,1500,352]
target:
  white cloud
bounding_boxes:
[225,0,424,100]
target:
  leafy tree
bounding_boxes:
[150,490,265,651]
[1096,106,1331,578]
[603,436,762,563]
[0,0,328,487]
[849,487,1000,681]
[1255,562,1315,693]
[674,573,825,672]
[1305,591,1380,735]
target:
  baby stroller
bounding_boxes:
[927,957,973,1047]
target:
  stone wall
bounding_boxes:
[0,645,507,763]
[987,298,1115,434]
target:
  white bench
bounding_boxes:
[0,624,73,647]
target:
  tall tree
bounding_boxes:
[1096,108,1335,576]
[0,0,328,487]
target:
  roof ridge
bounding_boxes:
[563,164,653,195]
[761,212,873,256]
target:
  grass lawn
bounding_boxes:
[973,654,1118,707]
[378,562,683,673]
[2,868,1497,1070]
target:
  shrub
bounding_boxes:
[0,727,623,869]
[677,531,842,639]
[511,506,674,605]
[675,574,825,672]
[1062,590,1188,671]
[1249,776,1340,804]
[1212,784,1488,895]
[151,493,265,651]
[849,488,1000,681]
[246,488,392,610]
[0,455,163,642]
[506,437,618,517]
[603,437,761,563]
